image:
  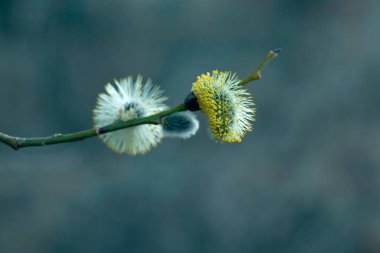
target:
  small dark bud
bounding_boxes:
[98,127,108,135]
[184,92,200,111]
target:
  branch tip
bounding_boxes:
[238,48,281,86]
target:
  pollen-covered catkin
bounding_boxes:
[192,70,255,143]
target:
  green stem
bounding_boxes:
[238,48,281,86]
[0,104,187,150]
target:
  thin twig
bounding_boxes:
[0,104,187,150]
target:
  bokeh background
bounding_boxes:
[1,0,380,252]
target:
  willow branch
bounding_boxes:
[0,104,187,150]
[0,48,280,150]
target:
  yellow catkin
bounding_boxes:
[192,70,252,143]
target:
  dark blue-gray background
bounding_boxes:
[1,0,379,252]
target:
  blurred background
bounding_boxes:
[1,0,380,252]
